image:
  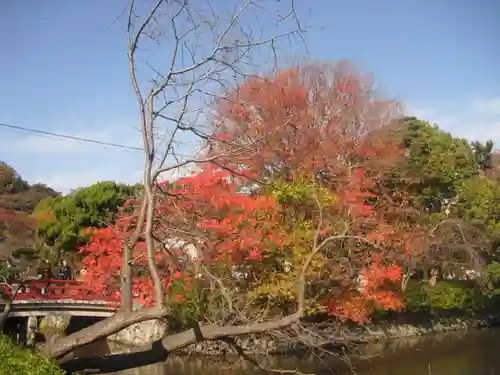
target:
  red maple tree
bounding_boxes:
[207,62,427,322]
[80,62,429,325]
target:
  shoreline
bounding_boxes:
[108,310,500,357]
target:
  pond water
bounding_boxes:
[72,328,500,375]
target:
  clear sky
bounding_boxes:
[1,0,499,193]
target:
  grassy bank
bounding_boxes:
[0,335,63,375]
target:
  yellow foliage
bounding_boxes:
[248,176,342,312]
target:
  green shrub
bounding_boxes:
[485,262,500,281]
[0,335,63,375]
[403,280,485,312]
[484,262,500,295]
[404,280,429,311]
[423,282,475,310]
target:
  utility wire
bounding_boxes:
[0,122,204,161]
[0,122,143,151]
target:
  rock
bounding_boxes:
[39,313,71,344]
[108,318,168,346]
[108,302,167,346]
[40,313,71,332]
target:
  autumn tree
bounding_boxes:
[0,208,35,260]
[0,162,29,195]
[78,166,286,319]
[211,62,402,181]
[0,162,57,258]
[75,160,409,361]
[179,63,437,338]
[0,162,58,213]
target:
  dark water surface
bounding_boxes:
[73,328,500,375]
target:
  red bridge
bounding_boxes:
[0,279,120,317]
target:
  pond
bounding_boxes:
[72,328,500,375]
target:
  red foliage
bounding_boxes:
[207,62,424,322]
[80,63,426,325]
[209,61,403,183]
[327,257,403,323]
[0,207,34,241]
[79,166,283,306]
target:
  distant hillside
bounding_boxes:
[0,162,59,258]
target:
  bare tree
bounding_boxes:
[40,0,308,370]
[0,250,37,331]
[122,0,306,312]
[0,265,23,332]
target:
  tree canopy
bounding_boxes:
[33,181,141,261]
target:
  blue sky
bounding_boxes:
[1,0,499,193]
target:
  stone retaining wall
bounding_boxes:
[107,312,500,356]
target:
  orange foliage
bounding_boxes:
[79,166,284,306]
[0,207,34,241]
[210,61,403,183]
[209,61,427,322]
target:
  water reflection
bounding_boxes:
[73,329,500,375]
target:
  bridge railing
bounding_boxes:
[0,279,120,304]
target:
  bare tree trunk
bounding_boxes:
[0,300,13,332]
[401,270,414,292]
[52,309,301,361]
[120,251,133,312]
[0,284,21,332]
[142,96,165,305]
[40,305,168,359]
[121,191,148,312]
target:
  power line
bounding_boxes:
[0,122,143,151]
[0,122,204,160]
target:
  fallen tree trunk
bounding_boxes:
[59,311,302,374]
[41,305,169,359]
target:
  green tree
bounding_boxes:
[34,181,140,260]
[449,177,500,258]
[382,118,488,280]
[397,117,478,212]
[472,140,494,172]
